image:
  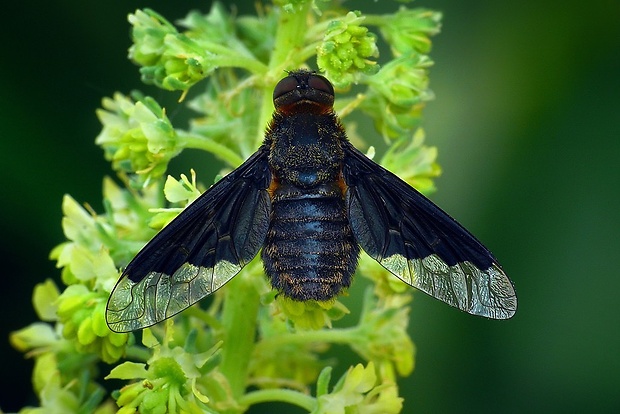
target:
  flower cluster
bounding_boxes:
[379,7,442,56]
[351,289,415,378]
[380,128,441,194]
[10,179,162,411]
[96,93,180,188]
[315,362,402,414]
[317,11,379,87]
[108,330,219,414]
[10,280,116,413]
[129,6,269,92]
[129,9,210,91]
[12,2,442,413]
[56,284,127,363]
[275,296,349,330]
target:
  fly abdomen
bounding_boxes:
[262,183,360,301]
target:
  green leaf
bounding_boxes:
[9,323,57,352]
[106,361,149,380]
[33,279,61,322]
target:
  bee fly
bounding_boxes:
[106,70,517,332]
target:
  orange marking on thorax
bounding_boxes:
[336,171,349,198]
[267,175,280,199]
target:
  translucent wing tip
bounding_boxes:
[379,254,517,319]
[106,261,242,332]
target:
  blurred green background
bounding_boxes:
[1,0,618,412]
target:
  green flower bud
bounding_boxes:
[32,352,59,395]
[352,290,415,377]
[10,323,57,352]
[380,8,442,56]
[114,381,147,407]
[140,385,170,413]
[359,53,435,139]
[129,9,210,91]
[164,171,202,204]
[96,93,180,187]
[128,9,176,66]
[32,279,61,322]
[277,296,339,330]
[316,361,403,414]
[380,128,441,194]
[151,357,187,386]
[109,348,212,413]
[318,11,379,87]
[367,54,434,108]
[56,285,129,363]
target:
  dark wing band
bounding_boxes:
[342,141,517,319]
[106,148,272,332]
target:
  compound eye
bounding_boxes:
[272,71,336,110]
[273,76,299,100]
[308,74,334,97]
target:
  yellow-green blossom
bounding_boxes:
[130,6,268,92]
[10,322,58,355]
[352,290,415,377]
[276,296,348,330]
[107,332,218,414]
[95,93,180,187]
[129,9,209,91]
[380,128,441,194]
[368,54,434,108]
[32,279,61,321]
[148,171,202,229]
[315,362,403,414]
[11,323,114,413]
[56,284,129,363]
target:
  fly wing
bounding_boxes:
[342,141,517,319]
[106,148,272,332]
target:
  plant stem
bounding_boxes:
[254,2,312,148]
[217,270,261,405]
[239,388,315,411]
[180,132,245,167]
[257,326,359,350]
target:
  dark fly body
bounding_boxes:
[106,70,517,333]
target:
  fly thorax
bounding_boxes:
[268,115,345,188]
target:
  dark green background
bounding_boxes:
[1,1,618,412]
